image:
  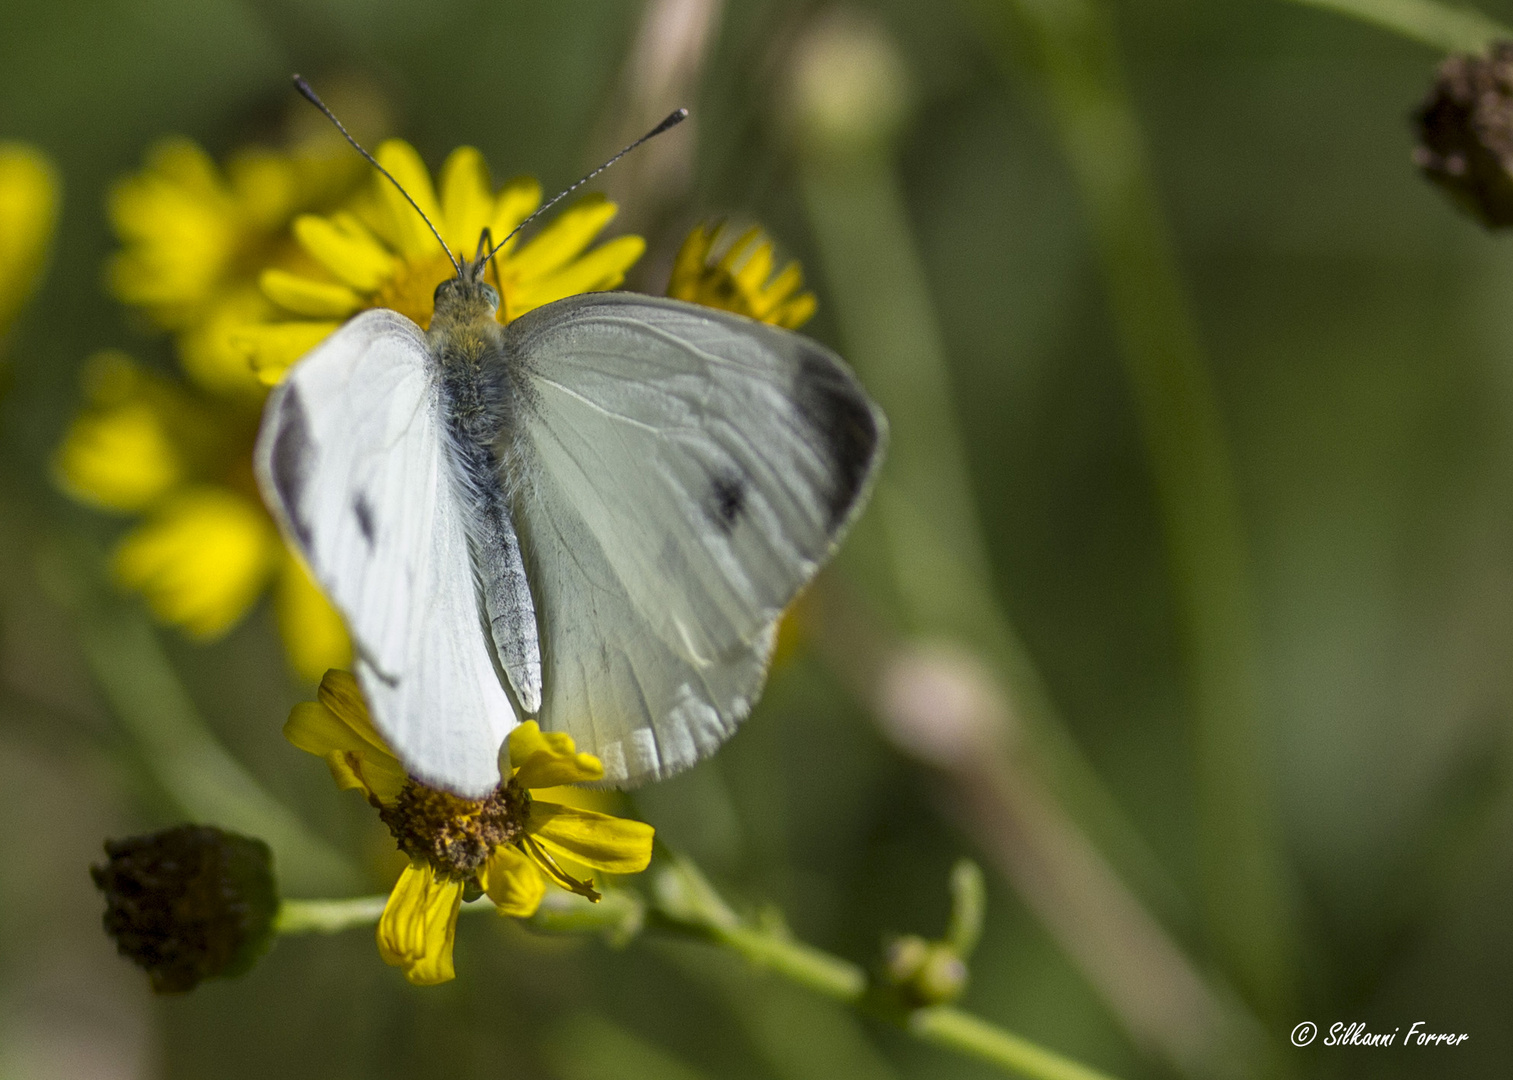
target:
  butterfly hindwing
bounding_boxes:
[506,293,887,784]
[255,309,515,797]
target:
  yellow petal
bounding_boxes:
[508,721,604,788]
[52,379,183,513]
[143,138,225,199]
[528,802,654,875]
[717,225,763,274]
[733,240,776,297]
[774,291,817,330]
[759,260,805,309]
[502,195,619,283]
[312,669,399,758]
[112,487,279,639]
[666,224,714,304]
[283,688,406,804]
[283,702,382,801]
[238,320,342,385]
[52,351,226,511]
[438,147,494,256]
[176,286,276,400]
[505,234,646,320]
[482,845,546,917]
[293,213,397,292]
[0,143,59,334]
[528,784,619,814]
[664,221,817,329]
[487,176,542,253]
[377,863,462,985]
[224,147,299,229]
[106,139,240,327]
[259,269,363,318]
[274,551,352,683]
[374,140,444,259]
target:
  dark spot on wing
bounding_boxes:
[353,491,376,548]
[792,346,880,531]
[705,472,747,535]
[271,386,313,546]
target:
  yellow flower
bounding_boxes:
[241,140,646,384]
[107,137,362,398]
[52,351,351,677]
[58,116,377,672]
[0,143,60,341]
[667,222,817,329]
[113,486,282,640]
[58,128,367,675]
[52,351,204,512]
[285,670,655,986]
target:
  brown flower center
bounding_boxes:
[379,778,530,879]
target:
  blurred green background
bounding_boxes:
[4,0,1513,1077]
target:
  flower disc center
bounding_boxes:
[379,779,530,879]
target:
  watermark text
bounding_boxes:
[1290,1021,1469,1048]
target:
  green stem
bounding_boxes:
[652,857,1123,1080]
[1282,0,1511,51]
[276,894,497,934]
[693,922,1117,1080]
[699,922,866,1001]
[986,0,1295,1017]
[274,869,1122,1080]
[910,1009,1123,1080]
[276,894,390,934]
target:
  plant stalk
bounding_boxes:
[274,875,1123,1080]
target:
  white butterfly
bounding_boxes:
[254,90,886,797]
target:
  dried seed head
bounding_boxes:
[91,825,278,994]
[1414,44,1513,227]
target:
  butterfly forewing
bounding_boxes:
[254,309,516,797]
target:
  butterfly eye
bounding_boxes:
[433,280,455,306]
[479,284,500,310]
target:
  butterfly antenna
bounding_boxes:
[292,74,463,277]
[482,108,688,265]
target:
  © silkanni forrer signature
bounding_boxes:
[1290,1020,1471,1048]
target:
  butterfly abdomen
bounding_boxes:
[429,289,543,716]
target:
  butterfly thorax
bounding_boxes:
[428,280,513,445]
[426,275,544,715]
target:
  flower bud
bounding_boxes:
[1414,44,1513,227]
[91,824,278,993]
[882,934,968,1007]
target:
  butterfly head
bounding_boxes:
[429,229,503,324]
[432,274,500,325]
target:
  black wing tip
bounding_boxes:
[792,343,885,532]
